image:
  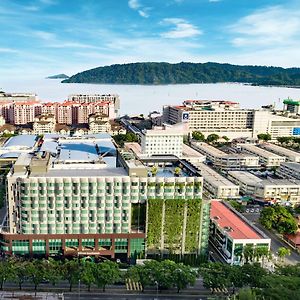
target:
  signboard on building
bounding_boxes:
[182,112,189,122]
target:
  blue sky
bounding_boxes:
[1,0,300,79]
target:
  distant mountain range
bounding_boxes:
[47,74,69,79]
[61,62,300,86]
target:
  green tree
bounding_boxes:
[257,133,271,141]
[62,259,82,291]
[237,288,257,300]
[259,205,297,234]
[12,260,28,290]
[192,131,205,141]
[173,263,197,293]
[0,259,14,290]
[278,247,291,263]
[206,134,219,143]
[81,261,95,291]
[26,260,47,295]
[45,258,62,286]
[277,136,293,144]
[243,245,255,263]
[93,261,121,292]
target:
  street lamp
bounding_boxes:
[154,280,158,298]
[78,279,81,300]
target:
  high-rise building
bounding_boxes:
[1,134,209,259]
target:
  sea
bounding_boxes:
[1,78,300,115]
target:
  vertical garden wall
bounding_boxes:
[164,199,185,252]
[147,199,163,249]
[185,199,201,252]
[146,198,207,255]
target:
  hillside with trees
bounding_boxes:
[62,62,300,86]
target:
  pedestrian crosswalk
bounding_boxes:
[125,278,143,291]
[210,287,228,294]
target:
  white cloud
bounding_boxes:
[161,18,202,39]
[138,10,148,18]
[24,5,40,12]
[209,0,222,2]
[0,47,19,53]
[128,0,150,18]
[128,0,141,10]
[230,6,300,47]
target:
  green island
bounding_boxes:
[62,62,300,86]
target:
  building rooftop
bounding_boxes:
[228,171,263,185]
[280,162,300,172]
[197,163,237,187]
[241,144,285,159]
[211,201,262,240]
[3,135,38,150]
[260,143,300,161]
[30,167,127,178]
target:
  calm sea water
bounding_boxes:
[1,78,300,115]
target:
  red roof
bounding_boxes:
[285,232,300,247]
[210,201,262,240]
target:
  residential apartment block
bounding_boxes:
[68,94,120,117]
[33,114,56,134]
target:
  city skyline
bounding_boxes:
[1,0,300,79]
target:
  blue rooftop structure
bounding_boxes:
[3,135,37,150]
[0,152,21,159]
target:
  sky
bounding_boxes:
[1,0,300,79]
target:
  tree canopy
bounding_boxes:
[259,205,298,234]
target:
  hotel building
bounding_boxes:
[163,100,300,140]
[1,134,209,258]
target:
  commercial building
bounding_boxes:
[228,171,300,205]
[140,124,185,158]
[195,163,239,199]
[259,143,300,163]
[191,142,259,170]
[210,200,271,265]
[240,144,286,167]
[277,162,300,180]
[163,100,300,140]
[1,134,209,258]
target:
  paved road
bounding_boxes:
[63,292,208,300]
[243,212,300,264]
